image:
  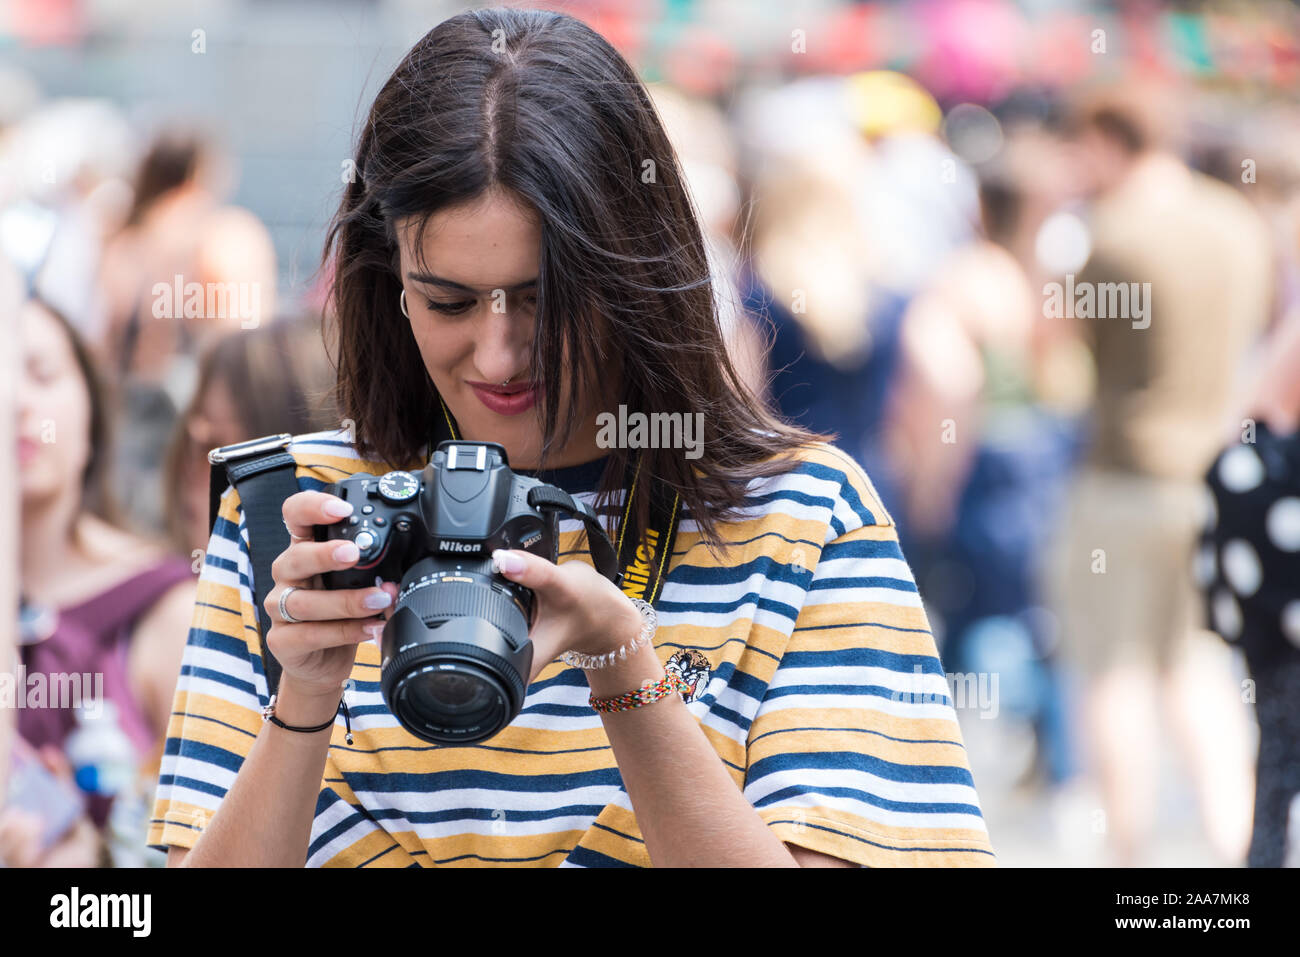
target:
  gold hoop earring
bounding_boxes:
[400,289,410,319]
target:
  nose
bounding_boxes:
[471,304,532,383]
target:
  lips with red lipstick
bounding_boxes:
[467,380,542,416]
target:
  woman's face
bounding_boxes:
[17,302,94,509]
[396,188,602,469]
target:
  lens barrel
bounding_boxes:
[379,558,534,744]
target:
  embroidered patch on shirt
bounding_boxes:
[665,648,711,703]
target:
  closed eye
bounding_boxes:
[425,299,475,316]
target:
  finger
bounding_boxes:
[272,538,362,588]
[265,581,393,624]
[377,581,400,622]
[268,617,387,659]
[491,549,568,604]
[282,489,354,543]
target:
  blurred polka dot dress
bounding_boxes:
[1198,423,1300,866]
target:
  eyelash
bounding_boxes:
[424,295,537,315]
[425,299,473,315]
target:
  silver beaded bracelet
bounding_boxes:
[561,598,657,670]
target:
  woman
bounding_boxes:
[95,128,278,537]
[1198,308,1300,867]
[150,8,995,868]
[161,316,339,558]
[0,297,196,867]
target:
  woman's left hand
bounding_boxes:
[491,549,644,687]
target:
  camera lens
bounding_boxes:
[379,558,533,745]
[399,664,505,732]
[428,672,486,710]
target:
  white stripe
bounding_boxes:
[767,663,952,699]
[756,691,960,722]
[801,585,923,608]
[815,555,912,581]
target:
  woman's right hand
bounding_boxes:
[262,491,398,705]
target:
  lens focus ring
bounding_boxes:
[400,578,528,644]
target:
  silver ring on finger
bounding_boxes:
[278,585,305,625]
[284,519,312,544]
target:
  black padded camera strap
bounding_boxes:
[207,444,300,699]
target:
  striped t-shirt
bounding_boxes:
[149,429,996,867]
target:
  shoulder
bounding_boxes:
[208,429,403,561]
[212,428,407,528]
[737,440,896,543]
[284,427,406,486]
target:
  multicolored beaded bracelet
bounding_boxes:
[589,672,691,714]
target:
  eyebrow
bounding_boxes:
[406,271,537,294]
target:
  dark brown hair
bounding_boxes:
[162,316,339,548]
[323,7,820,552]
[124,129,207,228]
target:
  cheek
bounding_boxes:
[408,319,469,382]
[40,380,94,473]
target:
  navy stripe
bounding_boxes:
[810,575,918,593]
[341,766,623,795]
[179,664,258,698]
[773,647,947,675]
[767,818,994,858]
[363,804,609,827]
[754,784,983,818]
[431,847,572,865]
[748,724,964,748]
[747,749,976,787]
[564,846,638,868]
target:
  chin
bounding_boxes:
[445,407,543,467]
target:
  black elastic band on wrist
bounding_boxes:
[264,694,354,745]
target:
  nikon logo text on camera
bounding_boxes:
[438,539,482,553]
[595,405,705,460]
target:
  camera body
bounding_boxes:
[315,440,613,745]
[317,440,553,591]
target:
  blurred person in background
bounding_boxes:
[0,297,195,867]
[0,254,23,815]
[1199,309,1300,867]
[0,98,136,336]
[648,86,764,398]
[95,127,277,538]
[735,74,954,511]
[163,316,339,558]
[1052,87,1267,865]
[883,150,1085,801]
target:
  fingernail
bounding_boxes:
[364,590,392,610]
[324,498,354,518]
[492,549,524,575]
[334,542,360,563]
[364,623,384,641]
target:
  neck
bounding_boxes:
[20,485,86,602]
[532,420,605,470]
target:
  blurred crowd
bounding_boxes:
[4,0,1300,868]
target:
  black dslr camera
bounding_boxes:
[315,440,619,745]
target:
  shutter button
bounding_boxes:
[354,531,375,551]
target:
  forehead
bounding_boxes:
[397,189,542,291]
[23,302,74,361]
